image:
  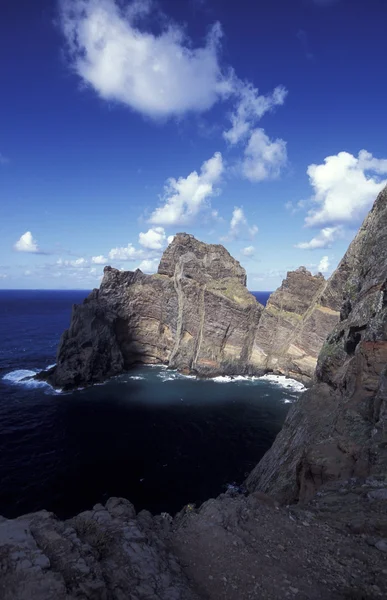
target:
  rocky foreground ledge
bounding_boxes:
[1,478,387,600]
[40,232,343,391]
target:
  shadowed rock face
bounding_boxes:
[43,232,343,390]
[247,185,387,503]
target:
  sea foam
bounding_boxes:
[2,369,61,394]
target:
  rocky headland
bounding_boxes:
[40,231,342,391]
[2,186,387,599]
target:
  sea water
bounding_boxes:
[0,290,304,519]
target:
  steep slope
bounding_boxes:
[42,232,343,390]
[247,185,387,503]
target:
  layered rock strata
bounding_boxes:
[43,234,341,390]
[247,185,387,503]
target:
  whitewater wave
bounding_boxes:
[157,370,196,382]
[2,369,62,394]
[258,374,306,393]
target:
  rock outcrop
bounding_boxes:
[45,234,264,390]
[2,478,387,600]
[247,185,387,503]
[253,266,341,381]
[43,233,341,390]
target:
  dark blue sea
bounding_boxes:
[0,290,304,519]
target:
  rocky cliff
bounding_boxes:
[253,266,341,381]
[247,185,387,503]
[3,189,387,599]
[43,234,340,390]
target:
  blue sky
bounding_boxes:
[1,0,386,290]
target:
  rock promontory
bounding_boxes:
[43,233,342,390]
[247,185,387,503]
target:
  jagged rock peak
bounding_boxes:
[158,233,247,286]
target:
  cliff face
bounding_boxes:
[48,234,263,389]
[247,186,387,503]
[253,267,341,381]
[46,233,342,390]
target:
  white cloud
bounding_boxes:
[318,256,330,273]
[108,243,143,261]
[91,255,108,264]
[167,235,175,245]
[242,128,287,182]
[304,150,387,228]
[60,0,232,119]
[139,227,166,250]
[14,231,40,253]
[149,152,223,226]
[223,84,287,145]
[225,207,258,240]
[241,245,255,257]
[138,258,159,273]
[295,226,342,250]
[57,257,88,267]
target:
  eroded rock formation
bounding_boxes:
[2,189,387,600]
[247,185,387,503]
[43,233,341,390]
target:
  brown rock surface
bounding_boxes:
[45,233,265,390]
[42,232,342,390]
[253,267,341,382]
[247,185,387,503]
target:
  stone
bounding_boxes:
[246,185,387,504]
[375,540,387,553]
[38,233,342,390]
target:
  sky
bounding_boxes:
[1,0,387,290]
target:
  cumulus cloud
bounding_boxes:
[60,0,232,119]
[167,235,175,245]
[242,128,287,182]
[138,258,159,273]
[304,150,387,228]
[108,243,143,261]
[318,256,330,273]
[149,152,223,226]
[241,245,255,257]
[223,84,287,145]
[14,231,40,253]
[295,226,342,250]
[139,227,166,250]
[91,255,108,264]
[225,207,258,241]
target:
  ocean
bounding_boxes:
[0,290,304,519]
